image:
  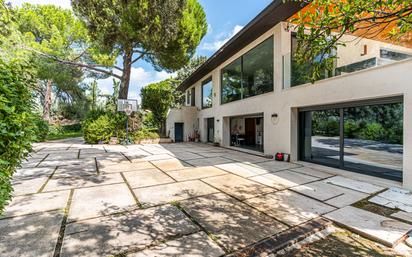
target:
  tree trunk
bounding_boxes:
[42,79,52,122]
[119,47,133,99]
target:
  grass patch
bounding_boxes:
[46,131,83,141]
[284,230,406,257]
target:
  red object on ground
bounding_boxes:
[275,152,284,161]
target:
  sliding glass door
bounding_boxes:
[299,99,403,181]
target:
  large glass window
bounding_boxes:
[299,100,403,181]
[243,38,274,98]
[288,34,412,88]
[221,36,274,104]
[202,77,213,109]
[291,34,333,87]
[221,58,242,104]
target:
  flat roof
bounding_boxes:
[177,0,305,92]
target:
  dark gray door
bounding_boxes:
[207,118,214,143]
[175,123,184,142]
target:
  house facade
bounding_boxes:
[166,1,412,189]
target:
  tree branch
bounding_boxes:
[24,46,122,79]
[131,53,145,65]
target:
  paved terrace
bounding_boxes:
[1,138,411,256]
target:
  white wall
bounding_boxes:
[166,107,198,142]
[168,22,412,189]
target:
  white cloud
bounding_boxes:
[90,67,173,103]
[10,0,72,9]
[201,25,244,51]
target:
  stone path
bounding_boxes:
[1,138,411,256]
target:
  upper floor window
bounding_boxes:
[285,34,412,88]
[221,36,274,104]
[290,33,334,87]
[202,77,213,109]
[186,87,195,106]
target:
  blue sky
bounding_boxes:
[13,0,272,100]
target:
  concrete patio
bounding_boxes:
[1,138,412,256]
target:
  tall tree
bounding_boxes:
[291,0,412,82]
[15,4,90,121]
[72,0,208,99]
[141,80,175,135]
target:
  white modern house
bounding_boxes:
[166,1,412,189]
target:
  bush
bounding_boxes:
[83,115,115,144]
[33,115,49,142]
[133,129,160,142]
[0,59,35,212]
[360,123,385,141]
[344,120,359,139]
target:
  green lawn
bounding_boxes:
[46,131,83,141]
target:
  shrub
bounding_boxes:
[360,123,385,141]
[133,129,160,142]
[344,120,359,139]
[0,59,35,212]
[33,115,49,142]
[83,115,115,144]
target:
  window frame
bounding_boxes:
[220,35,274,105]
[201,76,213,109]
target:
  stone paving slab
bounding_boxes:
[20,160,41,168]
[38,158,95,168]
[244,190,335,226]
[11,176,49,196]
[44,173,124,191]
[69,183,137,221]
[250,170,319,190]
[53,163,97,178]
[197,151,228,158]
[185,157,232,167]
[391,211,412,223]
[1,190,69,218]
[28,152,49,159]
[151,158,192,171]
[133,180,218,207]
[324,206,412,247]
[61,205,199,257]
[99,161,155,173]
[0,211,63,257]
[223,153,270,164]
[252,161,301,173]
[123,169,175,188]
[289,166,334,179]
[142,154,175,162]
[202,174,275,200]
[129,232,225,257]
[44,152,79,161]
[13,167,55,180]
[325,176,384,194]
[168,151,204,161]
[215,163,268,177]
[292,181,368,208]
[167,166,227,181]
[180,193,287,251]
[369,187,412,212]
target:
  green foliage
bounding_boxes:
[72,0,207,98]
[83,115,115,144]
[142,112,158,130]
[141,80,174,134]
[0,59,35,212]
[359,123,386,142]
[133,129,160,142]
[82,108,132,144]
[291,0,412,82]
[33,114,49,142]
